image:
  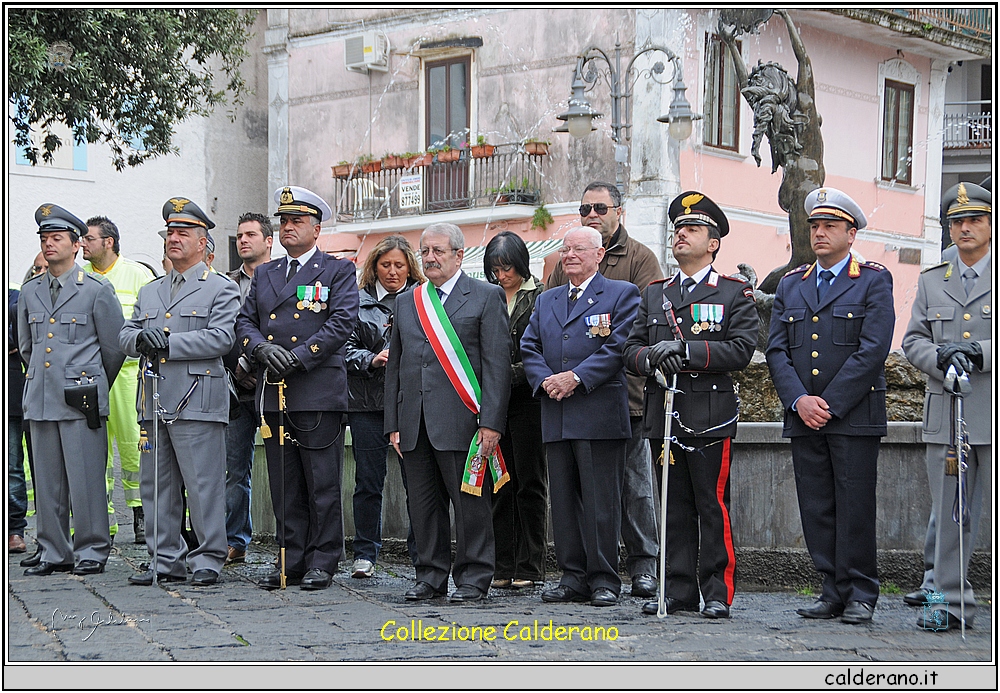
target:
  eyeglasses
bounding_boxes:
[81,235,106,243]
[579,203,615,216]
[558,245,600,255]
[419,246,458,258]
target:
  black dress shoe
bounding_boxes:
[541,584,589,603]
[24,561,74,576]
[300,569,333,591]
[72,560,105,575]
[591,587,617,607]
[128,570,186,586]
[903,588,933,606]
[796,600,844,619]
[916,610,966,631]
[630,574,657,598]
[257,569,303,590]
[641,597,700,615]
[405,581,445,601]
[702,600,730,619]
[191,569,219,586]
[841,601,875,624]
[450,585,485,603]
[20,547,42,567]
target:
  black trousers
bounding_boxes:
[262,410,345,576]
[492,399,547,581]
[651,436,736,606]
[404,415,495,594]
[547,438,624,595]
[791,433,880,606]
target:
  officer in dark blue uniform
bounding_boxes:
[765,187,894,625]
[236,186,359,591]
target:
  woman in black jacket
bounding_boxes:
[483,232,547,589]
[346,235,424,578]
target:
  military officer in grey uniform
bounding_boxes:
[903,182,992,631]
[19,204,126,576]
[120,197,241,586]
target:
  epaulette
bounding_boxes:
[861,260,887,272]
[648,277,669,285]
[784,263,810,278]
[718,274,748,283]
[920,260,949,274]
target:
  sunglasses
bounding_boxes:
[579,203,616,216]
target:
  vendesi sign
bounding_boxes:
[399,174,422,209]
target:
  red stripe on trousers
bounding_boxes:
[716,437,736,603]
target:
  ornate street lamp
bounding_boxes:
[556,39,701,190]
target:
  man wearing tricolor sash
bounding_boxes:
[385,222,511,603]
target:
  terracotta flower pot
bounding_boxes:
[382,155,404,170]
[437,149,460,163]
[524,141,549,156]
[408,153,433,168]
[360,160,382,174]
[470,144,495,158]
[332,164,353,178]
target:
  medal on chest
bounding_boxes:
[690,303,724,334]
[297,281,329,312]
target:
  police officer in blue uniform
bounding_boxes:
[236,186,359,591]
[766,187,894,625]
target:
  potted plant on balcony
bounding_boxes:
[497,177,538,205]
[332,161,353,178]
[523,138,550,156]
[470,135,496,159]
[358,154,381,174]
[381,152,405,170]
[436,144,460,163]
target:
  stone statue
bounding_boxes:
[719,9,825,296]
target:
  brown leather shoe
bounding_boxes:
[8,534,27,553]
[226,546,246,564]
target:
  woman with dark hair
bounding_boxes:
[483,231,547,589]
[346,235,425,578]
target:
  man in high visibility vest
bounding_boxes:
[82,216,155,543]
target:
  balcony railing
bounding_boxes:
[332,143,548,223]
[898,8,992,40]
[943,100,992,150]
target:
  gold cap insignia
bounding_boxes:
[280,187,294,205]
[681,193,704,215]
[170,198,190,213]
[39,204,53,217]
[817,189,827,203]
[956,183,969,205]
[309,344,319,353]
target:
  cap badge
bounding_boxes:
[169,198,190,213]
[39,204,53,217]
[681,193,704,215]
[956,183,969,205]
[280,187,294,205]
[817,189,827,203]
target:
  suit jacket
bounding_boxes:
[623,268,758,439]
[902,257,992,445]
[547,224,662,416]
[19,264,126,421]
[384,271,511,453]
[521,272,640,443]
[765,257,894,437]
[120,262,240,424]
[236,251,359,412]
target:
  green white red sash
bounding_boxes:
[413,282,509,496]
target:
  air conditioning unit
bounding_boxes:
[345,31,389,73]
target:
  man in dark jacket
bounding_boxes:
[624,192,757,618]
[546,181,662,599]
[8,287,30,554]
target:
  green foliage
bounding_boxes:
[795,586,815,597]
[531,204,554,230]
[8,8,256,169]
[476,134,487,146]
[880,581,902,595]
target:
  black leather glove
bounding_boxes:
[284,351,302,375]
[136,327,169,357]
[658,353,685,377]
[253,343,296,377]
[936,342,982,375]
[647,340,687,370]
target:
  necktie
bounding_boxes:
[50,277,61,305]
[286,258,299,285]
[963,269,977,297]
[681,278,696,296]
[170,274,185,300]
[569,286,580,302]
[817,270,834,301]
[436,286,445,301]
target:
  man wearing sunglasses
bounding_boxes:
[545,181,662,600]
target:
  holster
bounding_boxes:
[65,381,101,430]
